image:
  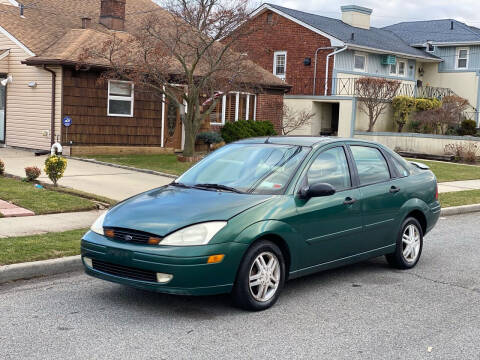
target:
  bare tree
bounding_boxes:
[355,77,401,132]
[281,104,315,135]
[414,95,469,135]
[80,0,266,157]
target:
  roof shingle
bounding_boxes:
[264,3,439,60]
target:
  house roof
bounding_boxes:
[383,20,480,46]
[260,3,440,61]
[23,28,289,89]
[0,0,287,89]
[0,0,159,55]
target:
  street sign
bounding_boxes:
[62,116,72,127]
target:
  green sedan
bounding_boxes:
[82,137,440,311]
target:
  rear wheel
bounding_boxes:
[386,217,423,269]
[232,240,285,311]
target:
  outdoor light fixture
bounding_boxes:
[28,81,37,88]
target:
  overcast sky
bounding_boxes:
[263,0,480,28]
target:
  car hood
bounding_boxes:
[103,185,273,236]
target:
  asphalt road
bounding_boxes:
[1,213,479,360]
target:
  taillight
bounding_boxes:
[435,183,439,200]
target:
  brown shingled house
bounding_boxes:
[0,0,288,153]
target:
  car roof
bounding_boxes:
[234,136,377,148]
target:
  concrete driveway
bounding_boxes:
[0,213,479,359]
[0,148,172,201]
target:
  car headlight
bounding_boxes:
[160,222,227,246]
[90,212,107,235]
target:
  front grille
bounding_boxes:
[92,259,157,282]
[104,227,162,244]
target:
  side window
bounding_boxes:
[350,146,391,185]
[307,147,351,191]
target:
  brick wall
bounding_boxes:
[230,10,334,95]
[256,92,284,133]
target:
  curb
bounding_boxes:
[68,156,178,179]
[0,255,81,284]
[440,204,480,216]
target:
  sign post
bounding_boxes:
[62,116,72,144]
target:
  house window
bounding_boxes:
[398,60,406,77]
[427,43,435,52]
[108,80,134,117]
[353,53,366,72]
[456,48,469,69]
[273,51,287,79]
[211,92,256,124]
[389,62,397,75]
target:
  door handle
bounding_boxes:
[390,186,401,194]
[343,197,356,205]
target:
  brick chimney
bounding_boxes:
[99,0,126,31]
[341,5,372,30]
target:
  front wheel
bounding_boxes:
[232,240,285,311]
[386,217,423,269]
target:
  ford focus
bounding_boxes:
[81,137,440,310]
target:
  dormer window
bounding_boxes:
[456,48,469,69]
[427,43,435,52]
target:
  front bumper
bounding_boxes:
[81,231,248,296]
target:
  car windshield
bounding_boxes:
[175,143,310,195]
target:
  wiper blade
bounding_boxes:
[193,183,243,193]
[170,181,192,188]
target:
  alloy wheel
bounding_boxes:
[248,251,281,302]
[402,224,421,263]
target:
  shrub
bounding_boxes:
[393,96,416,132]
[220,120,276,143]
[414,98,441,112]
[457,119,478,136]
[25,166,41,181]
[0,159,4,175]
[44,155,67,186]
[413,96,468,135]
[445,143,479,163]
[196,131,223,145]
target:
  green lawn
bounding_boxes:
[407,158,480,183]
[439,189,480,208]
[0,228,86,265]
[0,176,97,215]
[82,154,193,176]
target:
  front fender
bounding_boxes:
[232,220,305,272]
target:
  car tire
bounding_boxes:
[386,217,423,270]
[232,240,286,311]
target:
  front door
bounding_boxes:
[0,81,5,144]
[163,97,183,150]
[289,146,364,267]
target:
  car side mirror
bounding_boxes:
[298,183,336,200]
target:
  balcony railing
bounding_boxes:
[289,76,456,100]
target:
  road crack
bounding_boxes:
[405,272,479,294]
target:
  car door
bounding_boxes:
[348,144,400,251]
[289,145,363,267]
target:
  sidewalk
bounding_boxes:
[0,148,172,201]
[0,210,102,238]
[438,180,480,193]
